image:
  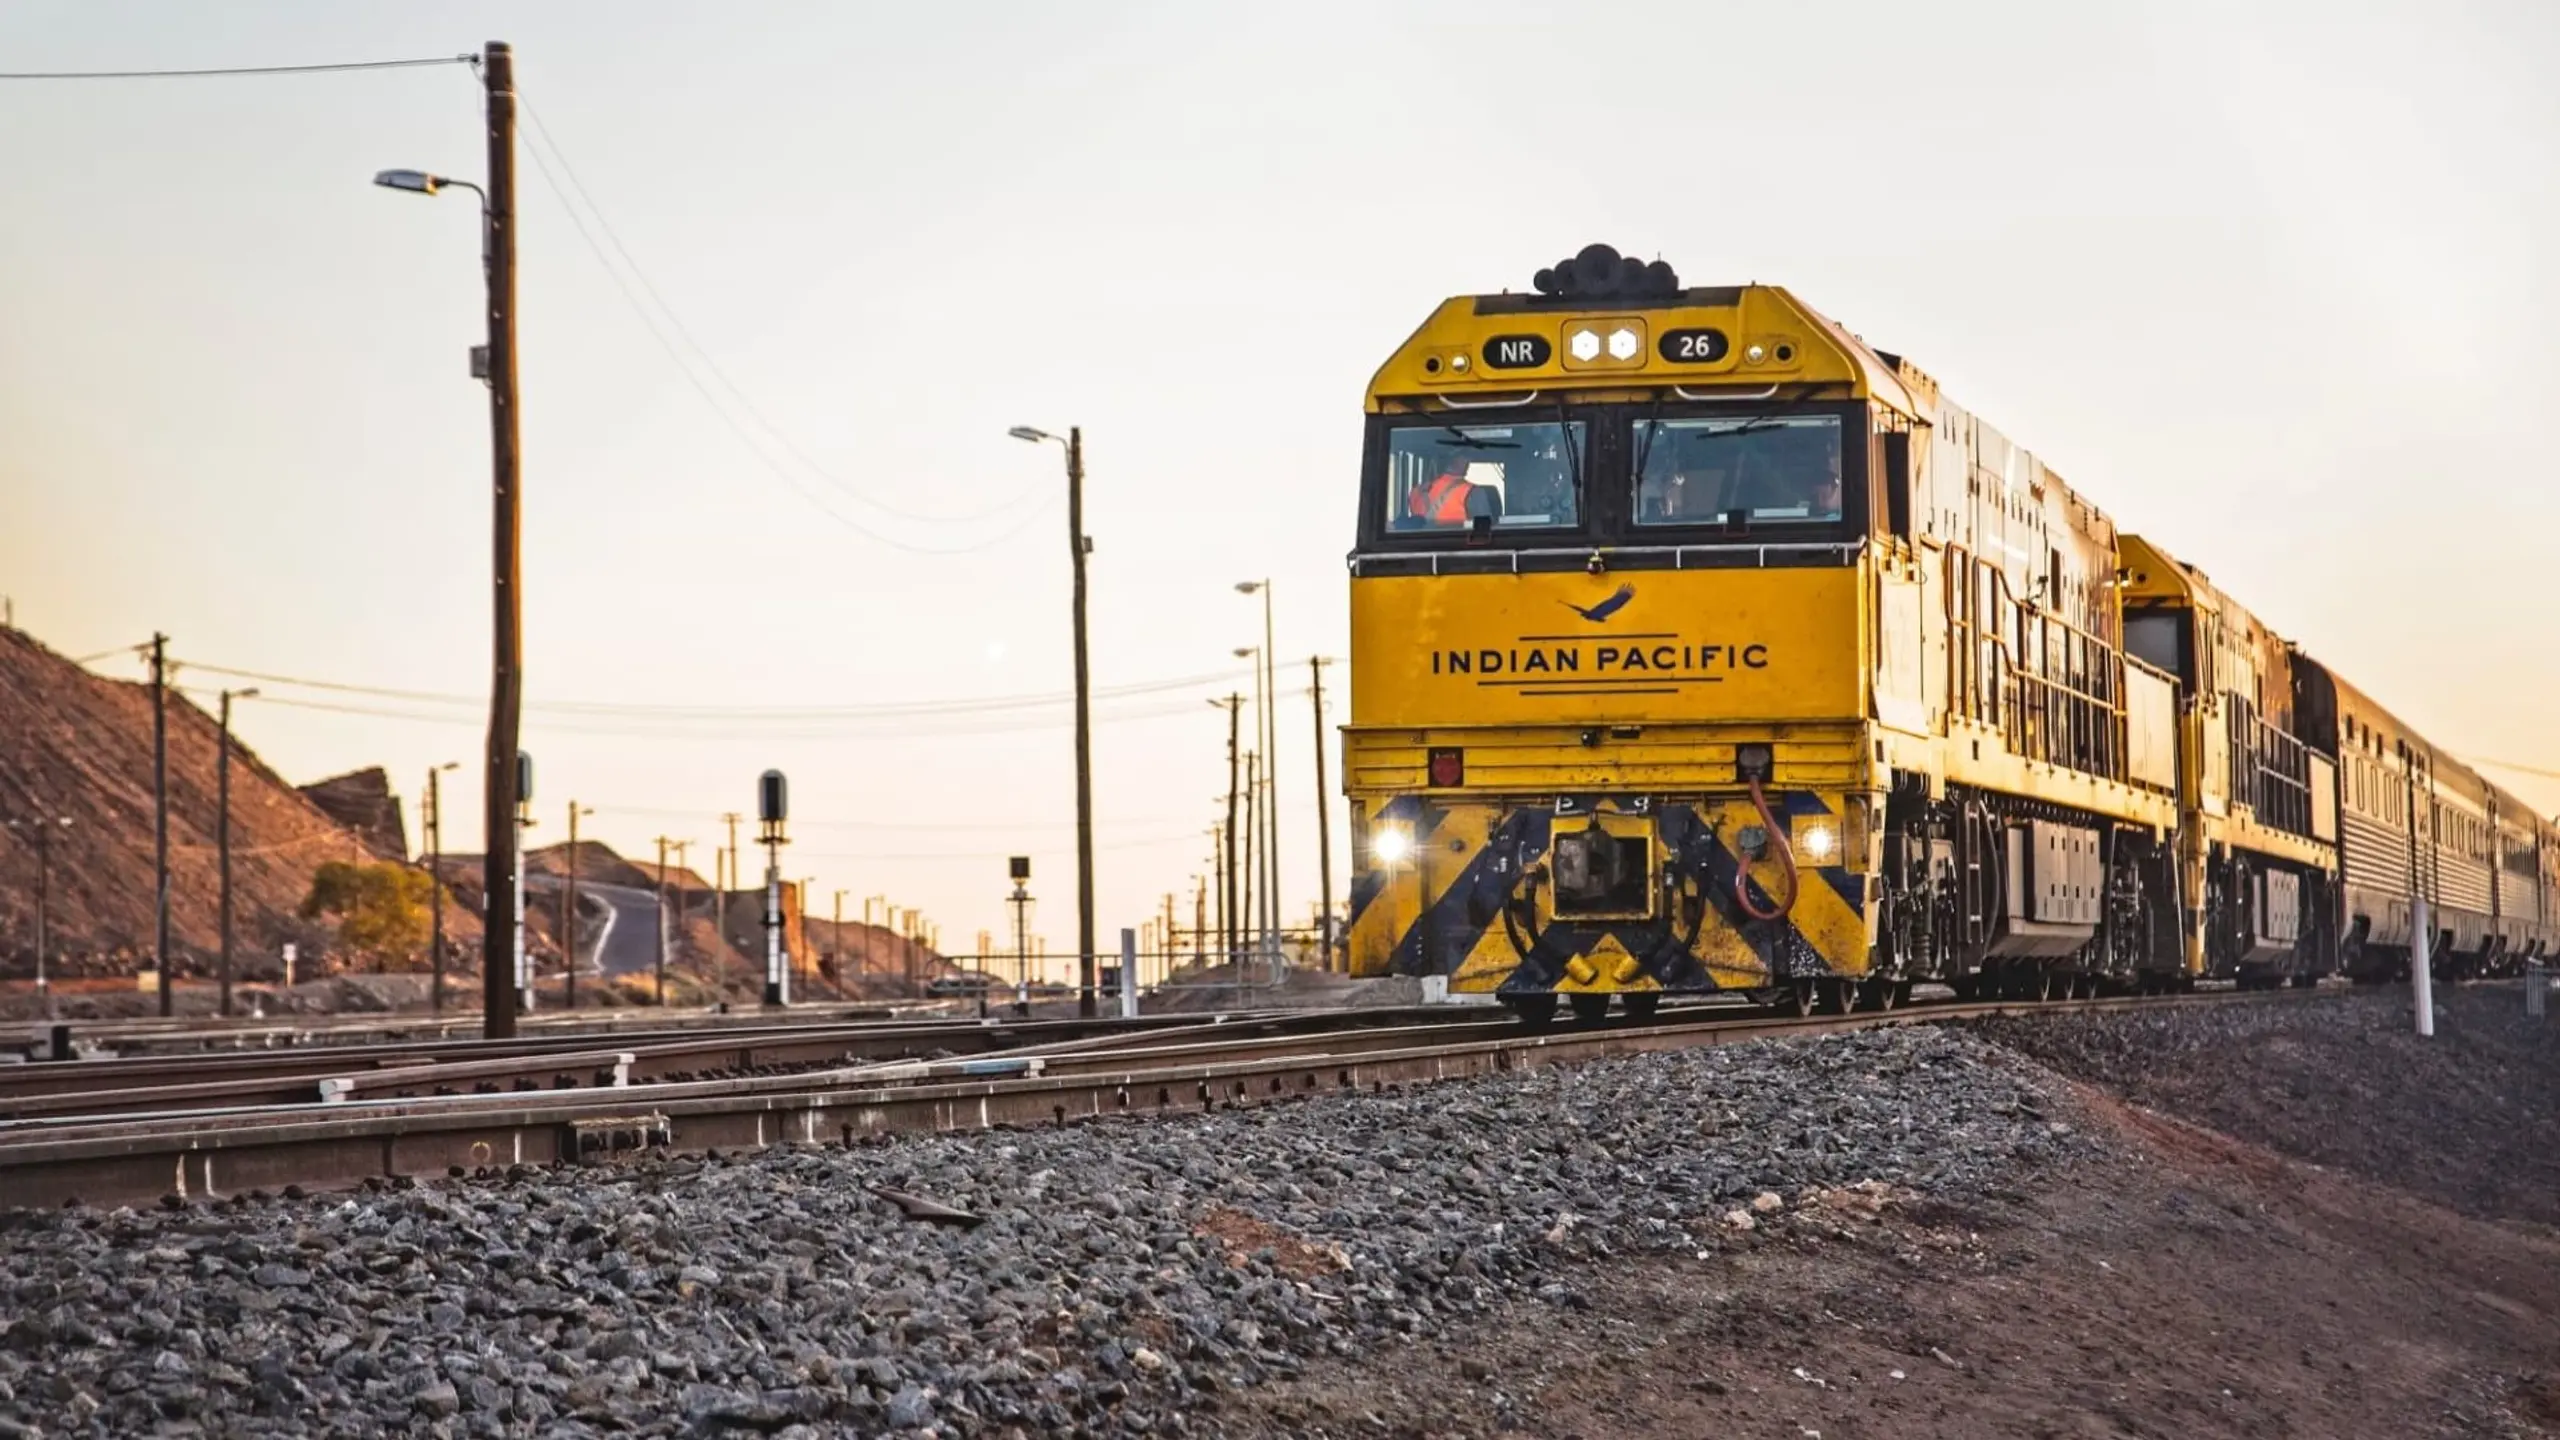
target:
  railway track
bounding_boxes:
[1,998,910,1061]
[0,1007,1476,1120]
[0,984,2325,1212]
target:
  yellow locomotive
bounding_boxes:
[1339,244,2560,1020]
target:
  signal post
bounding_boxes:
[759,770,790,1006]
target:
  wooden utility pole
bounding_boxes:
[1217,693,1242,968]
[562,802,582,1008]
[1193,874,1208,972]
[1310,656,1336,971]
[667,838,692,1005]
[217,688,241,1016]
[654,835,673,1004]
[480,40,525,1039]
[151,632,170,1016]
[1242,751,1260,983]
[1065,427,1098,1017]
[721,811,742,1003]
[429,766,452,1013]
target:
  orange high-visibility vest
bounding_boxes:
[1409,471,1472,524]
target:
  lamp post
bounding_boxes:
[1235,580,1278,960]
[216,687,260,1017]
[1008,424,1098,1017]
[1233,643,1268,960]
[373,39,523,1040]
[426,761,460,1013]
[6,815,72,1017]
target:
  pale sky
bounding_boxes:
[4,0,2555,969]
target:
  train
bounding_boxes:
[1339,243,2560,1022]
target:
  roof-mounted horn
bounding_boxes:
[1531,243,1679,301]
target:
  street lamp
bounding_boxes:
[374,42,523,1039]
[216,686,260,1017]
[1232,645,1265,958]
[1008,423,1098,1017]
[1235,581,1278,960]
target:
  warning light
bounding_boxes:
[1428,747,1465,787]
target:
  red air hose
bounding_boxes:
[1734,775,1800,921]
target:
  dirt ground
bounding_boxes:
[1217,997,2560,1439]
[1975,984,2560,1229]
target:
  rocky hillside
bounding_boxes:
[0,626,402,977]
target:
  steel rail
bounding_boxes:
[2,999,906,1057]
[0,987,2323,1212]
[0,1007,1494,1121]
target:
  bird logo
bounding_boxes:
[1561,583,1636,624]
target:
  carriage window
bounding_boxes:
[1382,421,1585,533]
[1633,414,1844,525]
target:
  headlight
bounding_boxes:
[1371,824,1414,866]
[1799,823,1837,862]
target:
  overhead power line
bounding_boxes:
[511,90,1046,553]
[175,658,1255,719]
[0,55,475,80]
[591,805,1197,836]
[2474,756,2560,783]
[239,689,1276,742]
[514,94,1038,531]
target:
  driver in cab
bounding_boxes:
[1808,450,1843,520]
[1407,460,1479,526]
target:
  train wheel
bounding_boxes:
[1816,978,1854,1015]
[1894,980,1915,1008]
[2291,974,2319,990]
[1622,992,1661,1022]
[1859,978,1900,1012]
[1568,994,1611,1024]
[1949,975,1980,1002]
[1782,982,1817,1018]
[1504,993,1559,1026]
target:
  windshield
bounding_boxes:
[1384,420,1586,533]
[1634,414,1843,526]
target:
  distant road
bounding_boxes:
[524,877,662,978]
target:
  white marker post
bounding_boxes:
[1119,927,1140,1018]
[513,812,534,1014]
[2411,896,2434,1037]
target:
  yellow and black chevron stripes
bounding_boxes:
[1347,794,1873,994]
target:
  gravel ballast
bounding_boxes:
[1972,983,2560,1227]
[0,1026,2085,1438]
